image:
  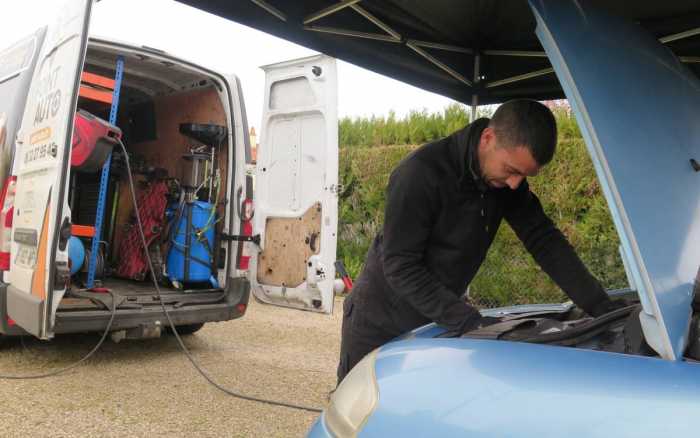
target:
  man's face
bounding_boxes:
[477,127,541,190]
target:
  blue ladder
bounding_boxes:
[86,56,124,288]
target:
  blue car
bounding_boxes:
[308,0,700,436]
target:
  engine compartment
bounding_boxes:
[462,292,700,361]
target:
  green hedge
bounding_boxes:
[337,110,628,307]
[339,103,471,148]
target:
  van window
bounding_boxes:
[269,77,315,109]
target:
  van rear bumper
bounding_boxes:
[1,277,250,337]
[0,282,29,336]
[54,300,239,334]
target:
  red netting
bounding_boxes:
[114,180,169,280]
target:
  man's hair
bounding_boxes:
[488,99,557,165]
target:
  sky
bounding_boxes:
[0,0,459,131]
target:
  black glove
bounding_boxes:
[590,298,633,317]
[436,314,501,338]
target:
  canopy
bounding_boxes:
[179,0,700,107]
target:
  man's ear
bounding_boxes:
[480,126,495,147]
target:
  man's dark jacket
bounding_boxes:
[349,118,609,337]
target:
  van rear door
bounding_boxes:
[6,0,92,338]
[250,55,338,314]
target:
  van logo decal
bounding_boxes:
[33,89,61,125]
[30,127,51,145]
[33,66,61,126]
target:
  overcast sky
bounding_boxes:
[1,0,459,131]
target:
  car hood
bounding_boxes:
[360,338,700,436]
[529,0,700,360]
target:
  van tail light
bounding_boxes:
[0,176,17,271]
[237,198,254,270]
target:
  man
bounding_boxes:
[337,99,620,383]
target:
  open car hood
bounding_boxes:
[531,0,700,360]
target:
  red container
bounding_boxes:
[71,110,121,172]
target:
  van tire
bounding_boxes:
[169,323,205,335]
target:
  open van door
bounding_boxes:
[6,0,93,338]
[250,54,338,314]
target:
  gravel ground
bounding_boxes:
[0,296,344,437]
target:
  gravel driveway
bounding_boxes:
[1,296,343,437]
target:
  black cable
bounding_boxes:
[480,305,637,346]
[519,305,635,344]
[0,290,117,379]
[117,139,323,414]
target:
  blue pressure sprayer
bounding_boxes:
[165,124,226,289]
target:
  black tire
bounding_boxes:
[168,323,205,335]
[0,333,12,349]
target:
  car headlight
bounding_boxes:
[325,349,379,437]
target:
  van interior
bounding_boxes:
[59,41,232,314]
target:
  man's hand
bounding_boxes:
[436,314,501,338]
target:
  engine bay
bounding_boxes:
[460,294,700,361]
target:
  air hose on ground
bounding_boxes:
[116,139,323,413]
[0,140,324,414]
[0,291,117,379]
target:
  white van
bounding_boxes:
[0,0,338,341]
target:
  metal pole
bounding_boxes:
[471,54,480,122]
[106,181,120,262]
[87,56,124,288]
[482,50,547,57]
[406,42,472,86]
[249,0,287,22]
[485,67,555,89]
[304,25,400,43]
[659,26,700,44]
[304,0,361,25]
[407,39,473,54]
[349,4,401,40]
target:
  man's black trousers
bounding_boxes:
[337,296,396,384]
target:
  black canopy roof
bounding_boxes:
[179,0,700,105]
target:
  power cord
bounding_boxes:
[0,291,117,379]
[0,140,324,414]
[117,139,323,414]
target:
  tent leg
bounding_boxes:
[470,54,481,122]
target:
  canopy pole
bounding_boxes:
[659,26,700,44]
[471,53,481,122]
[250,0,287,22]
[485,67,555,89]
[304,0,360,25]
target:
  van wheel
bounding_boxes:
[169,323,205,335]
